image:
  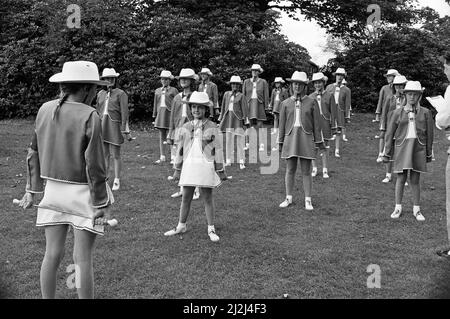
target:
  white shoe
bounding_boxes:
[155,156,166,164]
[335,150,340,158]
[171,191,182,198]
[305,199,314,211]
[112,180,120,191]
[382,176,391,183]
[323,171,330,179]
[330,135,336,141]
[376,155,383,163]
[208,230,220,242]
[193,191,200,200]
[391,209,402,219]
[311,167,318,177]
[405,182,409,186]
[239,160,245,170]
[272,146,278,151]
[414,211,425,222]
[164,225,187,236]
[259,144,265,152]
[342,136,348,142]
[279,197,293,208]
[372,119,380,123]
[224,159,232,167]
[271,129,278,135]
[374,135,380,139]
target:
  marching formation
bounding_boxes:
[15,56,450,298]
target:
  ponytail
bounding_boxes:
[53,93,69,120]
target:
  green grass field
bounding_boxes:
[2,113,450,299]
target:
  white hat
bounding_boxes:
[250,64,264,73]
[187,91,213,107]
[160,70,174,79]
[274,77,285,83]
[311,72,326,82]
[199,68,213,76]
[333,68,347,76]
[393,75,407,85]
[228,75,243,84]
[401,81,425,93]
[176,68,196,79]
[286,71,309,83]
[385,69,400,77]
[49,61,110,86]
[100,68,120,78]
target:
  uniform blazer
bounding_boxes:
[198,81,219,110]
[218,91,248,121]
[277,96,324,145]
[168,92,194,139]
[242,78,270,108]
[375,84,394,115]
[309,90,338,127]
[435,86,450,154]
[153,86,179,116]
[96,88,129,131]
[174,119,224,172]
[326,83,351,119]
[269,88,289,108]
[380,94,406,131]
[26,99,110,208]
[384,105,434,160]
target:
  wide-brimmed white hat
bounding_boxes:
[393,75,407,85]
[228,75,243,84]
[160,70,174,79]
[199,68,213,76]
[187,91,213,107]
[333,68,347,76]
[176,68,196,79]
[250,64,264,73]
[385,69,400,77]
[286,71,309,83]
[100,68,120,79]
[401,81,425,93]
[311,72,326,82]
[273,77,285,83]
[49,61,110,86]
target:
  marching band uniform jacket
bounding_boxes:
[376,84,394,115]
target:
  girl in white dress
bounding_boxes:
[165,91,228,242]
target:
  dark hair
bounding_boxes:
[445,52,450,65]
[53,83,93,120]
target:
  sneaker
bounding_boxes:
[382,176,391,183]
[112,180,120,191]
[271,129,278,135]
[164,225,187,236]
[311,167,318,177]
[376,155,383,163]
[323,171,330,179]
[372,119,380,123]
[305,199,314,211]
[224,159,232,167]
[171,191,182,198]
[259,144,265,152]
[342,135,348,142]
[243,143,250,151]
[272,146,278,151]
[193,191,200,200]
[279,197,293,208]
[239,160,245,170]
[414,211,425,222]
[208,230,220,242]
[390,209,402,219]
[330,135,336,141]
[155,156,166,164]
[374,135,380,139]
[405,182,409,187]
[335,150,340,158]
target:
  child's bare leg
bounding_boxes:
[410,171,421,206]
[73,229,97,299]
[40,225,69,299]
[201,188,214,226]
[179,186,195,223]
[395,171,408,205]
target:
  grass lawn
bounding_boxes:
[2,113,450,299]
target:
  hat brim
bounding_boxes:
[227,81,243,85]
[49,73,110,86]
[250,68,264,73]
[100,74,120,79]
[274,80,285,84]
[311,78,326,82]
[384,74,398,77]
[187,101,213,107]
[333,72,346,76]
[160,76,174,80]
[286,79,309,84]
[400,89,424,93]
[199,72,213,76]
[175,76,196,80]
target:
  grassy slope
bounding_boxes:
[1,113,450,299]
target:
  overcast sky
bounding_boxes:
[277,0,450,66]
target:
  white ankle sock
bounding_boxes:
[208,225,215,233]
[386,173,392,179]
[413,206,420,214]
[114,178,120,183]
[286,195,293,202]
[177,222,186,230]
[305,197,312,202]
[395,204,402,212]
[323,168,328,174]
